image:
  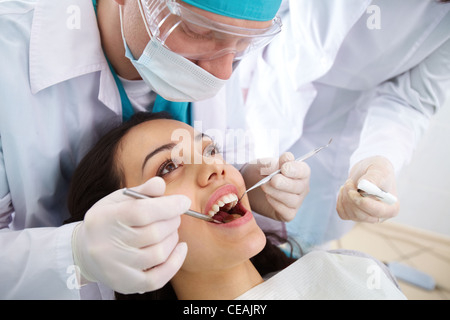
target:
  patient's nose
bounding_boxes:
[197,158,226,187]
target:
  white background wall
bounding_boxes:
[392,98,450,238]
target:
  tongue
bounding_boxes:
[213,211,241,223]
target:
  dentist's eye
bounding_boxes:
[157,159,181,177]
[203,142,221,157]
[180,22,212,41]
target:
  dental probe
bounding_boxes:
[357,179,398,205]
[122,188,224,223]
[239,138,333,202]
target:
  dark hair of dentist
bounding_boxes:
[65,112,296,300]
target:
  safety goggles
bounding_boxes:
[137,0,282,61]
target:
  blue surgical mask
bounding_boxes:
[119,8,227,102]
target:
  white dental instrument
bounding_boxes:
[123,188,223,224]
[239,139,333,201]
[357,179,398,205]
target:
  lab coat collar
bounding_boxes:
[29,0,120,114]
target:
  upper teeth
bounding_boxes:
[208,193,238,217]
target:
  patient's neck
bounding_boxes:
[171,260,263,300]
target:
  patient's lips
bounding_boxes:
[205,185,248,223]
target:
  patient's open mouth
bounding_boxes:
[206,192,247,223]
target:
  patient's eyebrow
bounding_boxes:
[141,143,177,172]
[141,133,211,172]
[196,132,212,142]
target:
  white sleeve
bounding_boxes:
[0,223,81,299]
[350,38,450,174]
[0,138,12,226]
[0,138,81,299]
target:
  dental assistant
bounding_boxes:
[0,0,296,299]
[220,0,450,252]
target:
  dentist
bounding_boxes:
[0,0,310,299]
[232,0,450,253]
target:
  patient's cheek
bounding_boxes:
[177,215,205,246]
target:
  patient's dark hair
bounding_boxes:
[66,112,173,223]
[65,111,297,299]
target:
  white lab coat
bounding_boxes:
[194,0,450,252]
[0,0,249,300]
[0,0,124,299]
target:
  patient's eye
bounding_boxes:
[157,159,180,177]
[203,142,221,157]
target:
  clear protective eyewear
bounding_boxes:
[137,0,282,61]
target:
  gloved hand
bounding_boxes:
[242,152,310,222]
[72,177,190,294]
[337,156,400,223]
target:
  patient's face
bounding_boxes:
[116,119,266,273]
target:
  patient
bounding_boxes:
[66,112,406,300]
